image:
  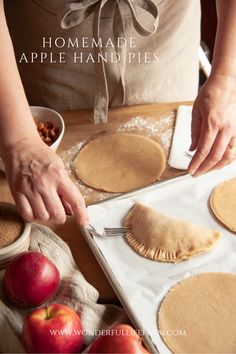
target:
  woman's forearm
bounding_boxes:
[0,0,40,155]
[188,0,236,176]
[211,0,236,78]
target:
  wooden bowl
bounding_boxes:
[0,202,31,269]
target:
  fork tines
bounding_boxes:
[104,226,132,236]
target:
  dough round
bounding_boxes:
[74,134,166,193]
[210,177,236,232]
[158,272,236,353]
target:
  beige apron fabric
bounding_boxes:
[5,0,200,122]
[60,0,159,123]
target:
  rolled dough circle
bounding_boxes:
[74,134,166,193]
[158,272,236,353]
[210,177,236,232]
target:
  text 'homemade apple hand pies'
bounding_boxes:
[123,203,222,263]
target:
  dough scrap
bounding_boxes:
[210,177,236,232]
[74,134,166,193]
[158,272,236,353]
[123,203,221,262]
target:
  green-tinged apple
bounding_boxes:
[3,251,60,307]
[88,324,150,353]
[22,303,84,353]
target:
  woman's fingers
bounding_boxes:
[14,193,34,222]
[15,185,77,224]
[26,192,50,222]
[60,196,74,216]
[15,190,50,222]
[190,130,231,175]
[190,109,202,151]
[188,121,218,175]
[15,185,79,224]
[3,140,88,225]
[41,189,67,224]
[13,170,86,225]
[59,177,89,227]
[186,73,236,176]
[211,138,236,170]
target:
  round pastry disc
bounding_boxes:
[74,134,166,193]
[210,177,236,232]
[158,272,236,353]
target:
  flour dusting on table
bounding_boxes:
[117,114,174,154]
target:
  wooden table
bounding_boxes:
[0,102,189,303]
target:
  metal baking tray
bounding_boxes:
[80,174,189,353]
[80,165,236,353]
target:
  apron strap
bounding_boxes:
[93,0,109,123]
[59,0,159,123]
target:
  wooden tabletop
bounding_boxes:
[0,102,189,303]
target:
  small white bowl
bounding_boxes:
[0,202,31,269]
[0,106,65,171]
[30,106,65,152]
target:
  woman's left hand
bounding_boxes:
[188,73,236,176]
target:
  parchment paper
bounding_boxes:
[87,162,236,353]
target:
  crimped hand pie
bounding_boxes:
[123,203,222,262]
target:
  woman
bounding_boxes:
[1,0,236,225]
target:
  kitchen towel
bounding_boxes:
[0,223,127,353]
[168,105,193,170]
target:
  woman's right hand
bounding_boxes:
[2,138,89,226]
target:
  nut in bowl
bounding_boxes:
[0,202,31,269]
[0,106,65,172]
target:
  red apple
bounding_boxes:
[88,324,150,353]
[3,251,60,307]
[22,303,84,353]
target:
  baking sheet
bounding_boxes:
[87,162,236,353]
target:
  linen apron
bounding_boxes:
[4,0,201,123]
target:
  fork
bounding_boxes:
[88,225,131,237]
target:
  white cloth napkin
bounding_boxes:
[0,224,127,353]
[168,105,193,170]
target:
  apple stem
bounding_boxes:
[45,306,50,320]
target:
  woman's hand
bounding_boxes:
[2,138,89,226]
[188,74,236,176]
